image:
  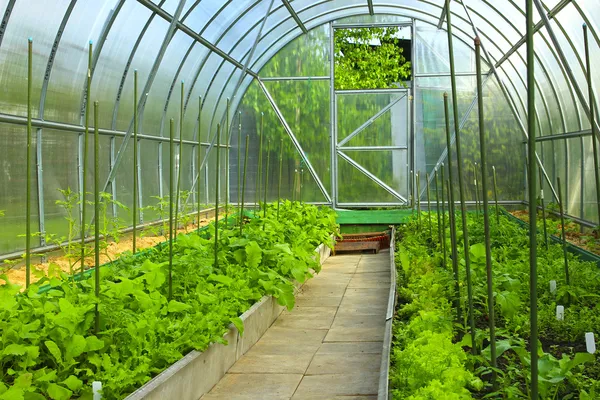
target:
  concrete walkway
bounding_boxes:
[201,251,390,400]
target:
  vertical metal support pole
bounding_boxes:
[475,37,497,384]
[435,169,442,245]
[411,19,417,209]
[26,38,33,288]
[214,125,221,268]
[557,177,570,286]
[81,41,92,275]
[197,97,202,232]
[583,24,600,224]
[241,135,249,235]
[133,70,138,254]
[426,172,432,239]
[441,164,448,268]
[225,98,230,225]
[446,0,475,351]
[174,81,184,235]
[526,0,539,395]
[492,166,499,223]
[444,95,461,324]
[410,170,414,210]
[539,168,549,249]
[292,169,297,202]
[168,118,174,300]
[256,113,264,211]
[300,168,304,204]
[93,101,100,334]
[278,139,283,220]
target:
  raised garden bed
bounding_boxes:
[387,210,600,399]
[0,202,337,400]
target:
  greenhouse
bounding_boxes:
[1,0,600,398]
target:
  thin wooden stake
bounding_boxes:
[214,125,221,268]
[93,101,100,334]
[81,41,93,275]
[197,97,202,233]
[240,135,249,235]
[492,165,499,223]
[26,38,33,287]
[174,81,184,237]
[168,119,174,300]
[277,138,283,220]
[133,70,138,254]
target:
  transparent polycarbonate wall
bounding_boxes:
[0,0,599,256]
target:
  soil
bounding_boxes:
[509,210,600,256]
[2,209,231,288]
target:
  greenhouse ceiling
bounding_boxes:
[0,0,599,255]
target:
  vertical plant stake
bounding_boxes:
[132,70,138,254]
[174,81,184,237]
[93,101,100,334]
[263,140,271,228]
[416,171,421,229]
[539,168,549,249]
[474,162,480,217]
[197,96,202,233]
[224,98,230,227]
[583,23,600,223]
[434,169,442,246]
[446,0,476,351]
[277,138,283,220]
[492,165,499,223]
[444,94,462,324]
[526,0,539,394]
[256,113,264,212]
[214,124,221,269]
[441,164,448,268]
[26,38,33,287]
[240,135,249,235]
[168,119,174,300]
[237,112,242,227]
[81,41,93,275]
[475,37,497,384]
[426,172,432,239]
[556,177,570,287]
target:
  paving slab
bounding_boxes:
[201,373,303,400]
[202,253,390,399]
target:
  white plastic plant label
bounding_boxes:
[550,280,557,294]
[556,305,564,321]
[93,381,102,400]
[586,332,596,354]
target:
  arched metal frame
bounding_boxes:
[0,0,599,256]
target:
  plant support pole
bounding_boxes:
[225,98,230,226]
[526,0,539,395]
[197,97,202,233]
[240,135,249,235]
[416,171,421,229]
[81,41,92,275]
[263,140,271,226]
[168,118,174,300]
[476,37,497,383]
[256,113,264,212]
[237,112,242,227]
[446,0,475,351]
[474,162,480,217]
[539,168,548,249]
[93,101,100,334]
[426,172,433,239]
[444,95,461,325]
[214,124,221,268]
[557,177,570,286]
[435,169,442,245]
[492,166,499,223]
[441,164,448,269]
[132,70,138,254]
[26,38,32,288]
[174,81,184,236]
[277,138,283,220]
[583,24,600,224]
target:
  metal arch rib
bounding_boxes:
[367,0,375,16]
[258,79,332,203]
[34,0,77,245]
[136,0,259,78]
[282,0,308,34]
[533,0,600,140]
[459,0,559,202]
[436,1,448,29]
[0,0,15,49]
[102,0,187,194]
